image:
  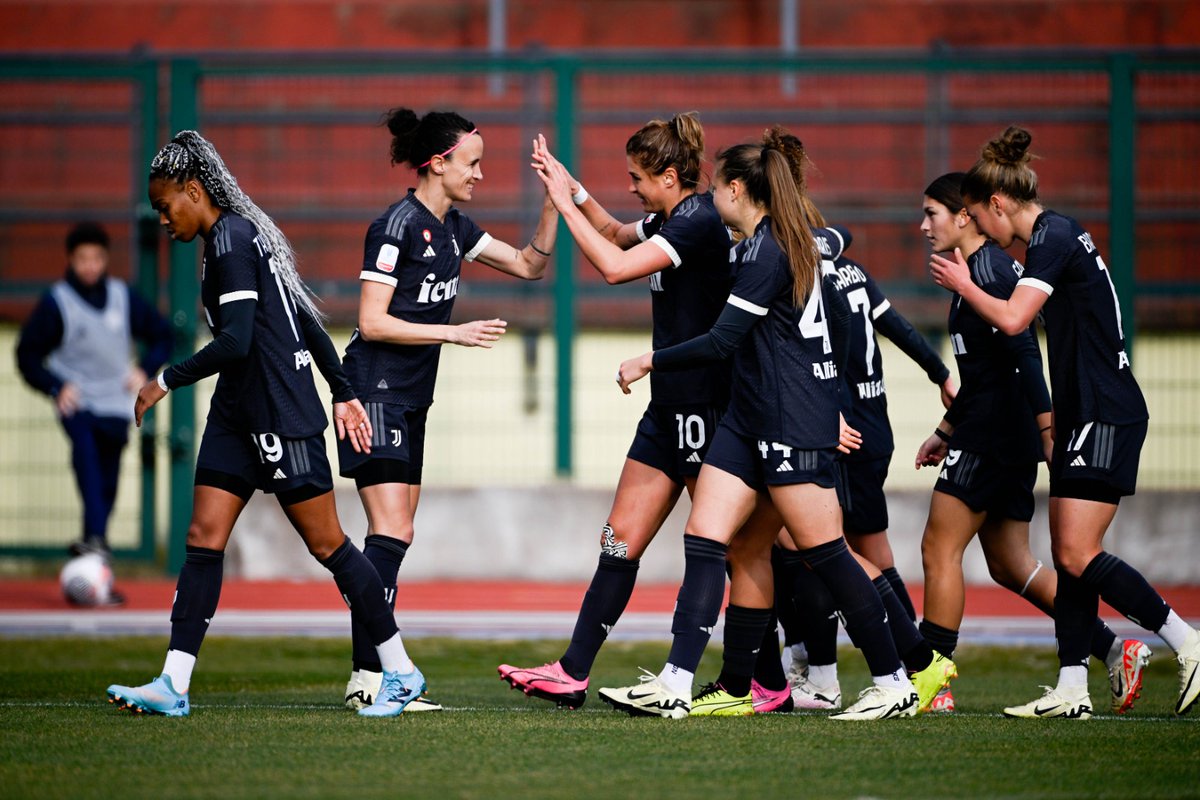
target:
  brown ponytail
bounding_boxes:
[716,127,819,306]
[625,111,706,189]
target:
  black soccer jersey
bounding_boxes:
[342,191,490,407]
[199,213,329,437]
[944,242,1045,464]
[823,254,948,461]
[634,192,736,406]
[721,218,841,449]
[1018,211,1148,427]
[822,257,893,459]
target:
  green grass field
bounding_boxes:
[2,637,1198,800]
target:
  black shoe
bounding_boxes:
[68,538,111,558]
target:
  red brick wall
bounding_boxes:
[2,0,1197,52]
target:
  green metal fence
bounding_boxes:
[2,49,1198,569]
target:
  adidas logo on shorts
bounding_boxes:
[1071,455,1087,467]
[273,468,287,479]
[686,452,702,463]
[422,245,436,258]
[776,461,793,472]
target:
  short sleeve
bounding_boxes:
[361,220,404,288]
[649,202,718,269]
[1018,220,1067,296]
[458,214,491,262]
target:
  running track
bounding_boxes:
[2,579,1198,644]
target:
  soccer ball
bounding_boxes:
[60,553,115,606]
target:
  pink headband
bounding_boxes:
[417,129,479,169]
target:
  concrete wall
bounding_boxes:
[226,485,1200,584]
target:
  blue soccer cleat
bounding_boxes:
[358,665,426,718]
[107,674,190,717]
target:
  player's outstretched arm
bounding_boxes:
[532,134,640,248]
[534,144,670,284]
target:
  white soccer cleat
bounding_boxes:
[1003,684,1092,720]
[782,646,809,687]
[1176,629,1200,716]
[829,684,918,721]
[790,676,842,710]
[598,668,690,719]
[344,669,375,710]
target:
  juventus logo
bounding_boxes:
[391,429,402,447]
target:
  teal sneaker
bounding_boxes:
[358,665,426,718]
[107,674,190,717]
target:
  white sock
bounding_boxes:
[808,662,838,688]
[658,663,693,695]
[1104,639,1125,671]
[1055,665,1089,690]
[872,669,913,692]
[376,633,414,674]
[790,642,809,664]
[1156,610,1196,653]
[162,649,197,695]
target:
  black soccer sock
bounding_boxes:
[782,548,839,665]
[1054,566,1098,669]
[320,536,398,647]
[351,535,409,673]
[666,535,728,674]
[919,619,960,661]
[1090,618,1119,663]
[560,554,640,680]
[167,545,224,656]
[801,538,903,678]
[717,605,773,698]
[771,547,803,647]
[752,610,788,690]
[1080,552,1171,632]
[874,575,933,672]
[881,566,917,622]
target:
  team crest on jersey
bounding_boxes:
[422,229,432,243]
[391,429,402,447]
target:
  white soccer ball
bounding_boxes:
[59,553,114,606]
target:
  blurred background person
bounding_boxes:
[15,221,171,599]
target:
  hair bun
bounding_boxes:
[984,126,1034,167]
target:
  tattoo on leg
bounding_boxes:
[601,523,628,559]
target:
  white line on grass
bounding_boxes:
[3,700,1196,723]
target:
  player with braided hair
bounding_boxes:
[107,130,425,718]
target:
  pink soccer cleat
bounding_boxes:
[498,660,588,709]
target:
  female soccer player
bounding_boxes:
[603,128,920,720]
[106,130,422,718]
[497,113,739,708]
[930,127,1200,718]
[777,239,956,712]
[917,171,1148,715]
[339,108,558,710]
